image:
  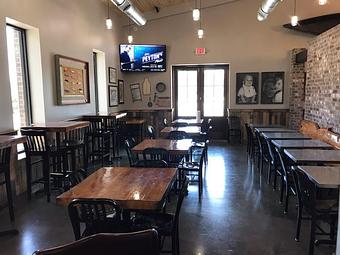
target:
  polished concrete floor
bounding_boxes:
[0,142,335,255]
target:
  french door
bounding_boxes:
[173,65,229,119]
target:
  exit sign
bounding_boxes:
[195,47,206,55]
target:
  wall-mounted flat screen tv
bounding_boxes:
[119,44,166,72]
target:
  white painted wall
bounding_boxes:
[120,0,340,111]
[0,0,124,130]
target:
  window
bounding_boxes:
[6,24,32,130]
[174,65,228,118]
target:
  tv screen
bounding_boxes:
[119,44,166,72]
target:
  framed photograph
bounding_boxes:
[108,67,117,84]
[108,85,118,107]
[130,83,142,102]
[236,72,259,104]
[118,79,124,104]
[261,72,285,104]
[55,55,90,105]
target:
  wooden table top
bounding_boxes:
[172,119,203,126]
[272,139,333,150]
[132,139,192,154]
[249,124,284,129]
[56,167,177,210]
[21,121,89,133]
[284,149,340,165]
[126,118,146,125]
[83,112,127,119]
[0,135,27,150]
[297,166,340,189]
[160,126,201,136]
[255,128,297,133]
[262,132,311,140]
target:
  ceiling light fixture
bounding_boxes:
[110,0,146,26]
[193,0,200,21]
[291,0,298,27]
[318,0,327,5]
[106,0,113,30]
[127,20,133,44]
[197,0,204,39]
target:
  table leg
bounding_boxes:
[336,189,340,255]
[56,132,62,171]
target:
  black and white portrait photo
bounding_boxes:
[261,72,284,104]
[236,72,259,104]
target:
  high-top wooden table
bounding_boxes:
[297,165,340,253]
[172,118,204,126]
[284,149,340,165]
[125,118,146,142]
[82,112,127,120]
[132,139,192,155]
[160,126,201,138]
[57,167,177,210]
[262,132,311,141]
[272,139,333,150]
[0,135,27,237]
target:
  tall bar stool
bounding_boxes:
[0,146,15,222]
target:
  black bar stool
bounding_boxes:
[0,146,14,221]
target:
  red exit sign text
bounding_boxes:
[195,47,206,55]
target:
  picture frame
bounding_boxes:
[118,79,124,104]
[108,67,117,84]
[55,55,90,105]
[261,72,285,104]
[108,85,118,107]
[236,72,259,105]
[130,83,142,102]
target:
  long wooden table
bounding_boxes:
[262,132,311,141]
[172,118,203,126]
[284,149,340,165]
[255,127,297,133]
[160,126,201,138]
[132,139,192,155]
[272,139,333,150]
[57,167,177,210]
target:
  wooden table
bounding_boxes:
[125,118,146,142]
[255,127,297,133]
[57,167,177,210]
[83,112,127,120]
[132,139,192,155]
[0,135,27,237]
[284,149,340,165]
[172,118,203,126]
[297,165,340,254]
[262,132,311,141]
[249,124,284,129]
[272,139,333,150]
[160,126,201,138]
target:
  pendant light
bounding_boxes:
[291,0,298,27]
[128,20,133,44]
[318,0,327,5]
[106,0,113,30]
[192,0,200,21]
[197,0,204,39]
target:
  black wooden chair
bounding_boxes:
[255,131,270,174]
[227,116,241,143]
[142,148,170,162]
[244,123,256,157]
[265,139,281,189]
[124,138,142,167]
[292,167,338,255]
[0,147,15,222]
[147,125,156,139]
[68,198,131,240]
[133,177,189,255]
[135,160,169,168]
[65,169,87,189]
[33,230,159,255]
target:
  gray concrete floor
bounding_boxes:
[0,142,334,255]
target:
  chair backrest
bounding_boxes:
[21,129,49,154]
[66,169,87,188]
[147,125,156,139]
[33,230,159,255]
[254,131,263,154]
[174,176,189,227]
[274,147,289,180]
[142,147,169,162]
[65,128,86,144]
[88,120,106,133]
[168,131,188,140]
[0,147,11,174]
[227,116,241,130]
[135,160,169,168]
[163,118,168,127]
[189,145,205,166]
[201,118,212,133]
[68,198,123,240]
[124,139,139,167]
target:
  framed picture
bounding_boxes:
[261,72,284,104]
[118,79,124,104]
[236,72,259,104]
[108,67,117,84]
[55,55,90,105]
[130,83,142,102]
[108,85,118,107]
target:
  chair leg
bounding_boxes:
[4,170,15,222]
[25,157,32,200]
[279,177,284,204]
[284,183,290,214]
[43,155,51,202]
[308,215,316,255]
[295,203,303,241]
[176,227,180,255]
[199,168,203,199]
[267,164,272,184]
[273,172,278,190]
[171,234,177,255]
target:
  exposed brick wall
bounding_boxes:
[305,24,340,133]
[289,48,306,130]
